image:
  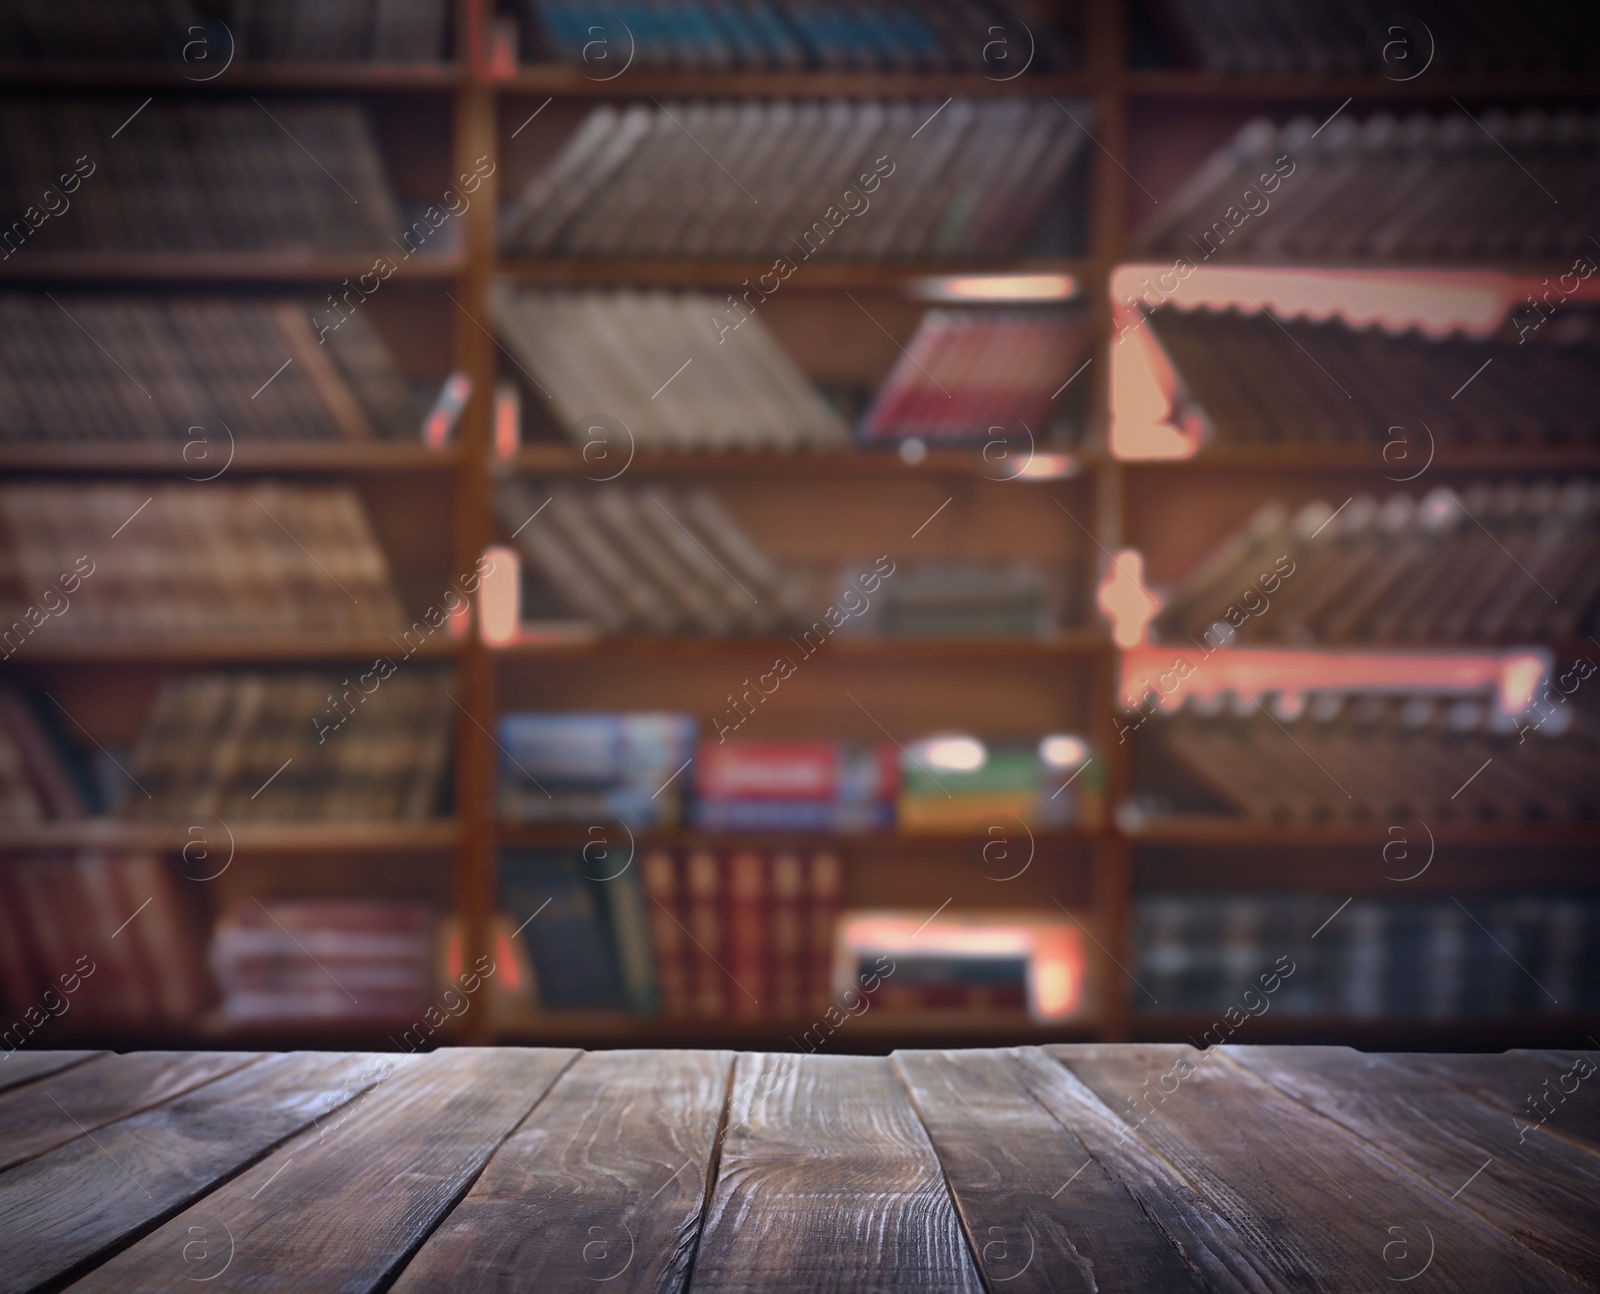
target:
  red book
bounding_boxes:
[805,850,843,1013]
[724,849,767,1022]
[696,741,838,801]
[684,848,725,1018]
[74,851,158,1026]
[768,850,805,1020]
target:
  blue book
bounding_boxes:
[499,849,624,1011]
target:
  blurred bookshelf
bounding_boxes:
[3,0,1597,1054]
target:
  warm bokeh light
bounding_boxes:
[478,545,521,646]
[914,272,1077,301]
[1097,549,1161,648]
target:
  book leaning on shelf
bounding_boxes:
[1154,484,1600,646]
[496,288,849,453]
[0,1,451,63]
[1147,304,1600,452]
[500,98,1090,262]
[0,295,422,444]
[0,100,401,254]
[1134,109,1600,263]
[0,851,211,1035]
[1136,892,1600,1020]
[0,481,407,647]
[120,669,453,823]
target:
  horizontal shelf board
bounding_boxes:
[13,633,464,663]
[0,820,459,852]
[508,443,1094,477]
[491,632,1109,660]
[502,66,1093,99]
[1124,70,1600,99]
[1121,444,1600,472]
[497,257,1095,289]
[495,826,1104,849]
[0,62,463,89]
[0,253,461,282]
[1125,816,1600,847]
[0,442,461,473]
[492,1008,1100,1048]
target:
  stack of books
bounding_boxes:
[858,310,1093,446]
[0,296,421,445]
[500,98,1089,261]
[0,686,101,822]
[0,482,407,646]
[497,480,813,635]
[1148,305,1600,451]
[210,899,436,1026]
[900,737,1100,831]
[1135,110,1600,262]
[1154,484,1600,646]
[497,711,697,830]
[0,0,451,63]
[693,741,898,832]
[1134,691,1600,826]
[497,289,849,451]
[521,0,1076,72]
[844,560,1079,637]
[0,100,401,254]
[121,669,453,823]
[1139,0,1599,76]
[1136,892,1600,1019]
[0,851,210,1031]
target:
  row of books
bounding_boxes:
[118,670,453,823]
[1140,0,1600,75]
[1150,305,1600,451]
[0,0,451,63]
[1133,691,1598,826]
[498,288,849,452]
[497,480,814,636]
[1136,110,1600,263]
[500,98,1088,261]
[0,852,208,1030]
[0,101,400,254]
[0,295,421,444]
[841,560,1078,638]
[0,482,406,645]
[498,715,1103,831]
[1136,893,1600,1018]
[523,0,1075,72]
[0,686,104,822]
[859,309,1091,444]
[1156,484,1600,646]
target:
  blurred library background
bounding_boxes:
[1,0,1597,1056]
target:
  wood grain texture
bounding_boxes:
[0,1051,258,1172]
[69,1047,579,1293]
[1047,1043,1590,1293]
[892,1048,1207,1293]
[391,1049,732,1292]
[0,1050,103,1093]
[1391,1050,1600,1151]
[689,1052,983,1293]
[0,1051,389,1294]
[1225,1045,1600,1288]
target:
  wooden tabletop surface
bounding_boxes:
[0,1044,1595,1291]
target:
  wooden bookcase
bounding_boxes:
[8,0,1596,1051]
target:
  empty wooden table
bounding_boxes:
[0,1044,1595,1291]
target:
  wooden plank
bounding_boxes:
[0,1051,394,1293]
[1045,1043,1590,1293]
[0,1050,258,1171]
[391,1049,732,1291]
[892,1048,1207,1292]
[1391,1050,1600,1151]
[70,1047,579,1293]
[0,1050,102,1093]
[1226,1046,1600,1287]
[689,1052,983,1292]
